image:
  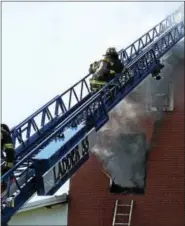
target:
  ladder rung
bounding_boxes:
[117,213,129,216]
[118,204,131,207]
[115,223,128,225]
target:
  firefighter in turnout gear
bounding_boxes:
[89,47,124,92]
[1,124,15,175]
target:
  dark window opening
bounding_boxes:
[110,180,145,195]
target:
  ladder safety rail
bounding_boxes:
[118,4,183,63]
[9,4,183,158]
[1,10,184,225]
[11,77,91,157]
[152,22,184,58]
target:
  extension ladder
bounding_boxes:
[112,200,134,226]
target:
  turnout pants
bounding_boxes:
[2,147,14,174]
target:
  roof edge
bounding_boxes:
[18,193,68,213]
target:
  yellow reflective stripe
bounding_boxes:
[103,58,109,63]
[6,162,13,168]
[90,80,106,85]
[3,143,14,150]
[110,70,116,74]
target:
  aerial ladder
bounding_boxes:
[1,5,184,225]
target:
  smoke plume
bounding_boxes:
[91,39,184,191]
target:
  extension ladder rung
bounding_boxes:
[114,223,129,225]
[117,213,129,216]
[118,204,131,207]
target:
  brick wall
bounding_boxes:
[68,64,184,226]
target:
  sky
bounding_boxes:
[2,1,183,203]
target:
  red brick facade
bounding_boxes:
[68,66,184,226]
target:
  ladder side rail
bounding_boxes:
[128,200,134,226]
[119,4,183,63]
[112,200,119,226]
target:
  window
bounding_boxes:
[109,180,145,195]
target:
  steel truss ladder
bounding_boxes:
[112,200,134,226]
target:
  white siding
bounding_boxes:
[8,204,68,226]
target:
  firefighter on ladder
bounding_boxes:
[89,47,124,92]
[1,123,14,174]
[1,123,15,193]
